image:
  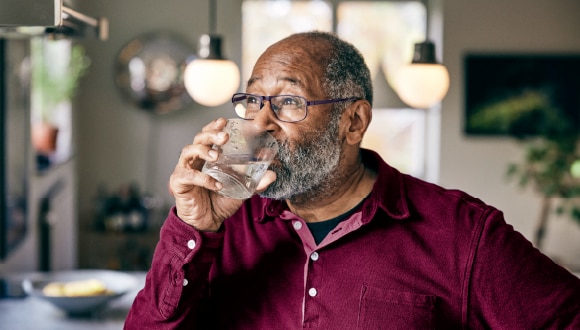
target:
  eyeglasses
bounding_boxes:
[232,93,360,123]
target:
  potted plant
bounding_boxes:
[30,38,90,154]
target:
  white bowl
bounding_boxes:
[22,269,138,315]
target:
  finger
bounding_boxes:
[191,132,228,151]
[170,165,223,195]
[255,170,276,193]
[200,117,228,133]
[177,118,228,167]
[178,124,232,170]
[176,143,218,170]
[192,124,229,147]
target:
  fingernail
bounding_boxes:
[217,132,226,140]
[215,182,223,190]
[209,150,218,159]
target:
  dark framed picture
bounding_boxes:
[464,53,580,137]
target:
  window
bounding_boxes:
[242,0,438,180]
[241,1,333,81]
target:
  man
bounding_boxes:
[125,31,580,329]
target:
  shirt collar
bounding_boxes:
[361,148,410,221]
[255,148,411,223]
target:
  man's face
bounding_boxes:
[246,38,345,201]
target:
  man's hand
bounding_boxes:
[168,118,276,231]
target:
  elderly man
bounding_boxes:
[125,31,580,329]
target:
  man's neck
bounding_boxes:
[286,163,376,223]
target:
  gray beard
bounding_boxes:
[260,123,341,202]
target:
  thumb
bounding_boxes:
[255,170,276,193]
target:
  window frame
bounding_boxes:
[240,0,441,182]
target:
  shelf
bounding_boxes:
[78,229,160,271]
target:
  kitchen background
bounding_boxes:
[2,0,580,274]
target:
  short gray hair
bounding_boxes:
[292,31,373,121]
[305,32,372,100]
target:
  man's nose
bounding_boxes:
[251,99,278,132]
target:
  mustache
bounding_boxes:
[269,139,290,170]
[270,127,331,164]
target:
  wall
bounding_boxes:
[441,0,580,269]
[75,0,241,226]
[69,0,580,270]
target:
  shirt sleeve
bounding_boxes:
[465,209,580,328]
[124,207,224,330]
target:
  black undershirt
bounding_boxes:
[306,198,366,245]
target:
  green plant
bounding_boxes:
[507,137,580,246]
[494,93,580,248]
[470,89,580,248]
[31,39,91,122]
[468,90,567,138]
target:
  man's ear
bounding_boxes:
[344,100,372,145]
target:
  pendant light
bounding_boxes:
[394,0,449,109]
[183,0,240,107]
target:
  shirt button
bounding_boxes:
[308,288,318,297]
[183,278,189,286]
[310,252,319,261]
[293,221,302,230]
[187,239,196,250]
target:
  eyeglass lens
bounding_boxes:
[233,94,307,123]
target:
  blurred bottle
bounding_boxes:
[93,184,108,231]
[125,182,148,232]
[103,188,123,232]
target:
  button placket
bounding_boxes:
[303,245,324,326]
[182,239,198,288]
[303,276,321,326]
[307,253,320,298]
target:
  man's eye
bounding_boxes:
[281,97,300,106]
[246,96,261,105]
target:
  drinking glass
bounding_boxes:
[202,118,279,199]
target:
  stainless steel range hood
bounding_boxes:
[0,0,108,40]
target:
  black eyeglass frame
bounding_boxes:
[231,92,360,123]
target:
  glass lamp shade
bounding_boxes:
[395,63,450,109]
[183,58,240,107]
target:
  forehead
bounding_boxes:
[247,37,332,96]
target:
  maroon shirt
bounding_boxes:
[125,150,580,329]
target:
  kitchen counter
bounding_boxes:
[0,272,145,330]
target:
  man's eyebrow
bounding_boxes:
[246,76,304,89]
[247,76,259,87]
[280,76,303,87]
